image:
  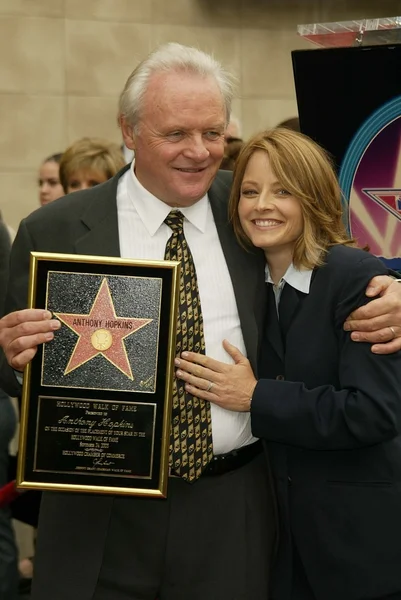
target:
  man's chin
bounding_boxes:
[183,180,214,202]
[167,189,206,207]
[164,167,219,206]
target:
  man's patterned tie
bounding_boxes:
[164,210,213,482]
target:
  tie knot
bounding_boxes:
[164,210,185,233]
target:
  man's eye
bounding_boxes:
[205,131,221,140]
[167,132,183,139]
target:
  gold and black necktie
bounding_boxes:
[164,210,213,482]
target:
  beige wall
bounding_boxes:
[0,0,399,230]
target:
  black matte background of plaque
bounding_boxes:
[292,44,401,169]
[23,258,174,492]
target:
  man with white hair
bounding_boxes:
[0,43,400,600]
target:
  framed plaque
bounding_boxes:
[17,252,180,498]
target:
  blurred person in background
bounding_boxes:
[0,212,15,243]
[224,114,242,146]
[221,137,244,171]
[59,137,125,194]
[0,219,18,600]
[277,116,300,132]
[223,115,243,169]
[38,153,64,206]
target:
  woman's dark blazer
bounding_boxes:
[251,244,401,600]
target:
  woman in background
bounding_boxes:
[38,153,64,206]
[59,137,125,194]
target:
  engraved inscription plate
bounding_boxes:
[34,397,156,479]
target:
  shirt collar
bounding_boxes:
[265,262,313,294]
[126,160,209,236]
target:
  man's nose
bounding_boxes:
[183,136,210,161]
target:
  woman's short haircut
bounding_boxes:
[59,138,125,193]
[229,128,355,270]
[118,42,236,131]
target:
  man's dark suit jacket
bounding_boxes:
[252,245,401,600]
[0,167,268,599]
[0,220,11,317]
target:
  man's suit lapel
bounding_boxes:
[208,172,266,372]
[74,165,130,258]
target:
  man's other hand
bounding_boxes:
[344,276,401,354]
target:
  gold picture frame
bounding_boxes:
[17,252,180,498]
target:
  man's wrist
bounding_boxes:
[247,381,258,411]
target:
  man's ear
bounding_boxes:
[119,115,136,151]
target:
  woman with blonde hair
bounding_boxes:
[175,128,401,600]
[59,137,125,194]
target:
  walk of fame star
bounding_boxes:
[55,278,153,379]
[362,188,401,222]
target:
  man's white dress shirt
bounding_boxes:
[117,164,257,453]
